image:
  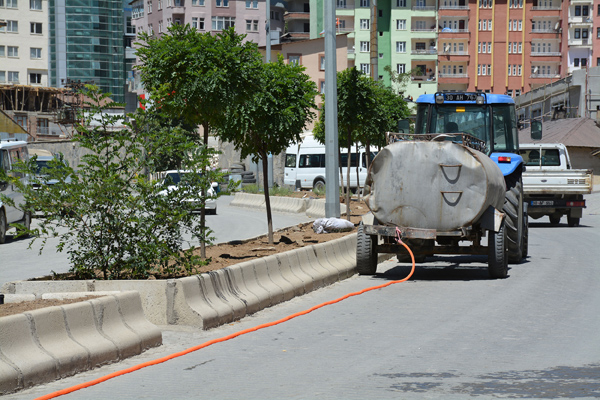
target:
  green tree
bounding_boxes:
[135,25,262,257]
[218,56,318,244]
[314,68,378,214]
[0,86,223,280]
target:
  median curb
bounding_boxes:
[0,291,161,395]
[1,232,394,395]
[229,192,347,217]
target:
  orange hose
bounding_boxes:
[35,241,415,400]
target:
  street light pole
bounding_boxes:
[324,0,340,218]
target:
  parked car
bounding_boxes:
[158,170,218,214]
[0,140,31,243]
[29,149,72,188]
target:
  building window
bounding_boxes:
[396,19,406,30]
[396,41,406,53]
[192,0,205,4]
[147,0,152,12]
[3,20,18,33]
[574,58,580,67]
[320,55,325,71]
[246,19,258,32]
[360,63,370,75]
[581,58,587,67]
[582,29,588,39]
[360,41,370,52]
[212,16,235,30]
[30,0,42,9]
[597,58,600,66]
[245,0,258,8]
[0,46,4,57]
[157,0,162,9]
[575,5,581,16]
[574,28,581,39]
[6,0,17,7]
[192,17,204,30]
[37,118,49,134]
[397,0,406,7]
[8,71,19,83]
[288,54,300,65]
[30,47,42,59]
[30,73,42,84]
[360,19,370,30]
[397,63,405,74]
[7,46,18,57]
[319,80,325,94]
[158,20,163,32]
[518,65,522,76]
[30,22,42,34]
[216,0,229,6]
[360,0,369,6]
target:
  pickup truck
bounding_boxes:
[518,143,593,227]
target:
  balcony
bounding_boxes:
[568,16,593,25]
[530,73,560,78]
[438,50,468,56]
[412,49,438,54]
[531,5,561,10]
[284,11,310,21]
[568,38,592,46]
[412,5,436,11]
[439,5,469,9]
[531,51,562,56]
[531,29,560,33]
[411,28,437,32]
[439,73,468,78]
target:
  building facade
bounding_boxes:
[49,0,126,102]
[0,0,50,86]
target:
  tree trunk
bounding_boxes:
[345,130,352,221]
[199,121,209,259]
[261,151,274,244]
[355,140,360,201]
[338,148,344,195]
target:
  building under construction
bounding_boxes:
[0,84,85,141]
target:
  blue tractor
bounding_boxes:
[358,92,528,278]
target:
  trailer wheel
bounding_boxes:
[522,211,529,259]
[356,223,377,275]
[488,220,508,279]
[504,175,524,264]
[549,215,561,226]
[0,210,6,244]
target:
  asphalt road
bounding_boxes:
[0,195,313,287]
[6,189,600,399]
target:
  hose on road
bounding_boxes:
[35,237,415,400]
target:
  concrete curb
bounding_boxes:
[0,292,162,395]
[230,192,347,217]
[2,234,374,330]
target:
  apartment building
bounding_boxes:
[130,0,285,47]
[0,0,49,86]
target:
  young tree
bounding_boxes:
[0,86,223,280]
[135,25,262,257]
[314,68,377,216]
[218,56,318,244]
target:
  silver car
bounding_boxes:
[158,170,218,214]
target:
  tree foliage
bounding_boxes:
[134,25,262,257]
[313,68,409,211]
[218,55,318,243]
[0,86,224,280]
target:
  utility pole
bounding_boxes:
[266,0,271,63]
[324,0,340,218]
[370,0,378,80]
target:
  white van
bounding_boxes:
[284,134,378,191]
[0,140,31,243]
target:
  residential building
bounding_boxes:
[0,0,49,86]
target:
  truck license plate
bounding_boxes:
[531,200,554,206]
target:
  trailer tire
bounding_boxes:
[0,210,6,244]
[488,220,508,279]
[549,215,561,226]
[356,223,377,275]
[522,211,529,259]
[504,175,524,264]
